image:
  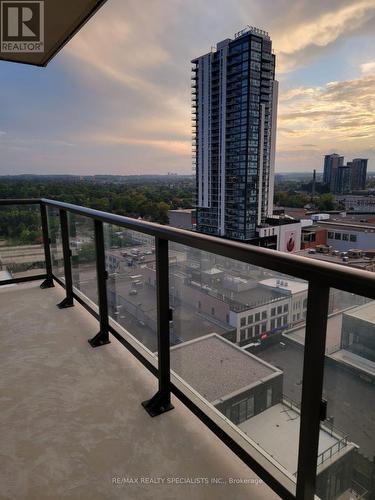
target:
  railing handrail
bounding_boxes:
[1,197,373,299]
[1,196,373,500]
[317,435,348,466]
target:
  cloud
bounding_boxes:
[276,75,375,170]
[1,0,375,174]
[277,0,374,54]
[64,0,375,158]
[0,135,75,149]
[88,134,190,156]
[361,61,375,75]
[274,0,375,72]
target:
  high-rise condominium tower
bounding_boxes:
[351,159,368,191]
[323,153,344,191]
[323,155,368,193]
[192,27,278,241]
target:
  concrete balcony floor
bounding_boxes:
[0,282,278,500]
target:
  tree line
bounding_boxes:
[0,177,194,244]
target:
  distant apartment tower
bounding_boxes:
[323,155,368,194]
[335,165,352,194]
[351,158,368,191]
[323,153,344,191]
[192,27,278,241]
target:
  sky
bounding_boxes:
[0,0,374,175]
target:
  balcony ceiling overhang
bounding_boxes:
[0,0,107,67]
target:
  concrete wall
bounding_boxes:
[168,210,194,230]
[290,291,308,325]
[316,448,356,500]
[326,229,375,251]
[143,266,230,324]
[215,372,283,425]
[301,228,327,249]
[178,283,230,324]
[341,314,375,363]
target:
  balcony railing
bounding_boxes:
[1,198,375,500]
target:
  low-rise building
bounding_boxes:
[170,334,283,422]
[168,209,196,230]
[320,221,375,252]
[341,302,375,364]
[229,279,308,346]
[301,225,327,249]
[335,194,375,213]
[171,334,358,500]
[257,218,312,253]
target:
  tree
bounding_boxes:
[317,193,335,211]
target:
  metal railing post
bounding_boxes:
[296,282,330,500]
[57,209,74,309]
[88,219,110,347]
[142,237,174,417]
[39,203,54,289]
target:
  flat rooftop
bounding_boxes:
[196,281,285,312]
[343,301,375,324]
[239,403,355,475]
[170,334,281,403]
[296,249,375,268]
[318,221,375,233]
[285,312,343,355]
[168,209,195,214]
[0,283,277,500]
[229,285,286,311]
[259,279,308,295]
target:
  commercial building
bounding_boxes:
[320,221,375,252]
[301,225,328,249]
[335,194,375,213]
[298,214,375,256]
[257,218,313,253]
[231,278,308,346]
[193,27,278,240]
[144,254,308,346]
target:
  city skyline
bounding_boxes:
[0,0,374,175]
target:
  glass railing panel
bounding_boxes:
[316,290,375,500]
[104,224,157,353]
[0,203,45,281]
[168,242,309,492]
[47,207,64,281]
[68,213,98,305]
